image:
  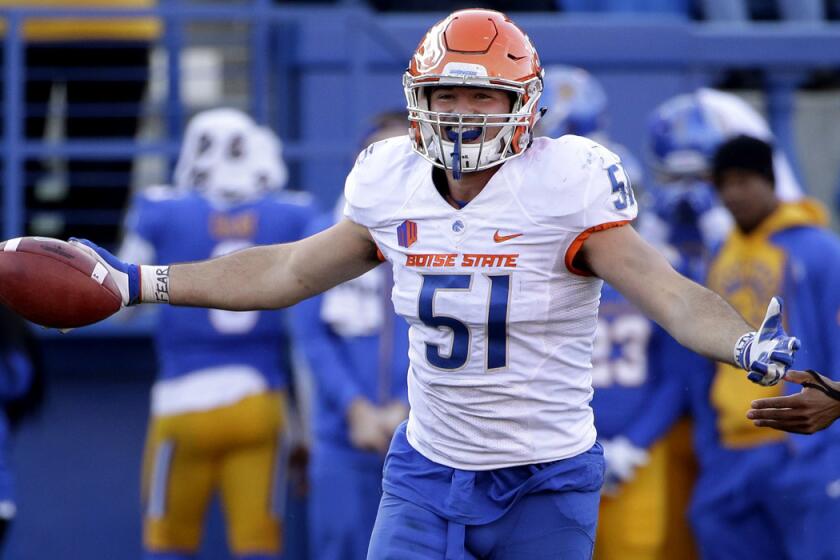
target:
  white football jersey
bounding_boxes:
[344,135,637,470]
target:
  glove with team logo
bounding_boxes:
[69,238,168,306]
[600,436,649,496]
[734,297,800,387]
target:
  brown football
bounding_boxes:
[0,237,121,328]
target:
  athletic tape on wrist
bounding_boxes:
[734,332,756,371]
[140,265,170,303]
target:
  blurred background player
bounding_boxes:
[117,107,314,560]
[636,87,808,560]
[644,87,803,263]
[589,283,685,560]
[539,64,680,560]
[1,0,159,245]
[0,307,38,555]
[291,110,410,560]
[703,135,840,560]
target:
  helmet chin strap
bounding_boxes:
[446,127,481,180]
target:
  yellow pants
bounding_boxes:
[141,391,286,556]
[661,419,699,560]
[595,438,667,560]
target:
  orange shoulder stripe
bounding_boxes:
[564,220,630,277]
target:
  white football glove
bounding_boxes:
[601,437,649,496]
[734,297,800,387]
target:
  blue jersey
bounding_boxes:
[291,212,410,450]
[590,283,683,447]
[125,189,314,388]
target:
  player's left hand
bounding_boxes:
[68,238,140,307]
[735,297,800,386]
[748,369,840,434]
[600,437,649,496]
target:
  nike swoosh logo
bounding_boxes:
[493,230,523,243]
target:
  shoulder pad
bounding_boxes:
[344,136,417,228]
[510,136,636,229]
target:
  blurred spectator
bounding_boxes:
[118,108,314,560]
[0,1,160,245]
[291,110,410,560]
[703,135,840,559]
[0,306,38,553]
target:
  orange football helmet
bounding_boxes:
[404,9,543,177]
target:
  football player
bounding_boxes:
[71,10,799,558]
[643,87,803,263]
[291,112,410,560]
[119,108,314,560]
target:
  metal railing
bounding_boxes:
[3,5,840,242]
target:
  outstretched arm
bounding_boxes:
[169,219,380,310]
[75,218,381,311]
[580,225,749,365]
[580,225,798,385]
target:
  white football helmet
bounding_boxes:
[173,108,262,204]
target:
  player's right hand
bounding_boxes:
[734,297,800,386]
[600,437,649,496]
[68,238,140,307]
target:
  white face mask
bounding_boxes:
[404,78,543,179]
[423,117,517,179]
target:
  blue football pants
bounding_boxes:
[367,488,600,560]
